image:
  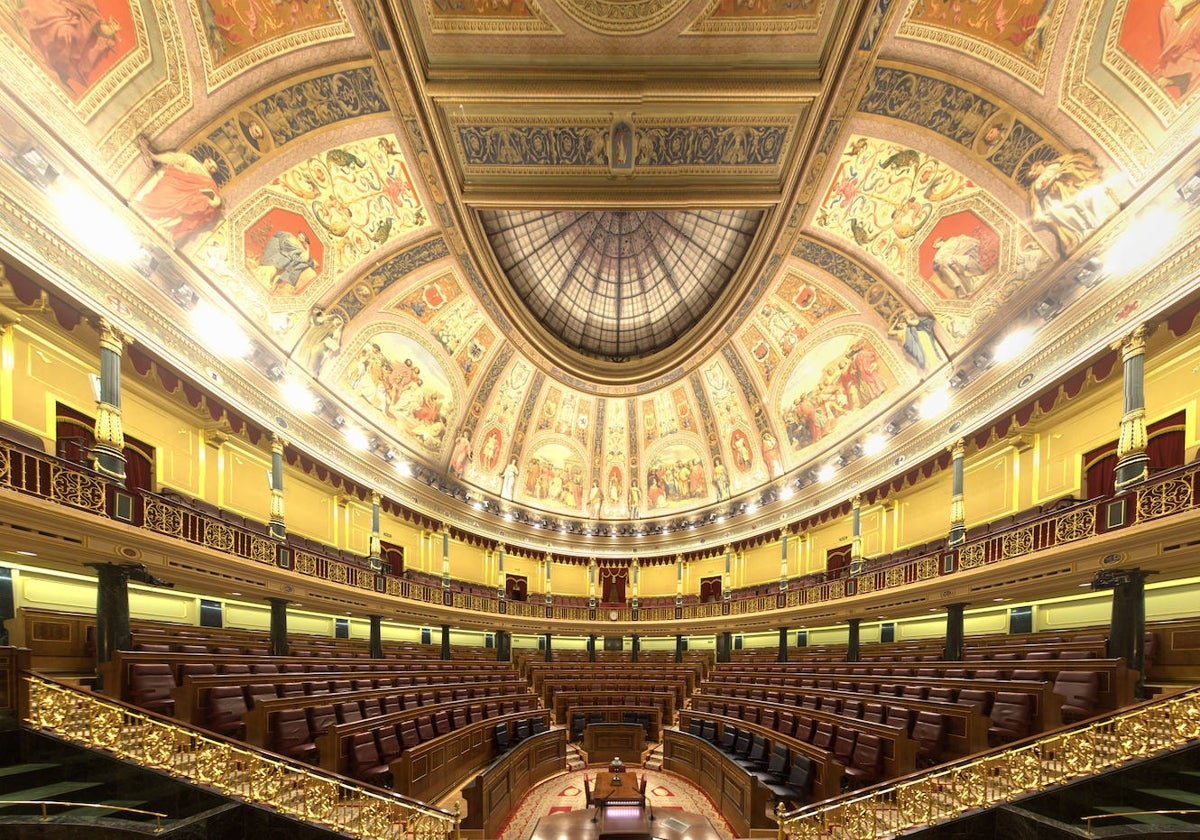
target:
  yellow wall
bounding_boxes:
[5,302,1200,602]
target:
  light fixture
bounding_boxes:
[50,180,143,264]
[281,378,319,413]
[993,327,1034,363]
[190,301,251,358]
[862,434,885,456]
[817,464,835,482]
[919,388,951,419]
[344,427,369,450]
[1075,256,1106,288]
[1104,205,1180,276]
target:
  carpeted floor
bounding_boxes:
[496,767,736,840]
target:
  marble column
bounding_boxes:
[944,602,967,662]
[631,634,640,662]
[1114,325,1150,492]
[588,634,596,662]
[778,627,789,663]
[850,495,863,573]
[368,491,382,571]
[268,597,289,657]
[1105,569,1151,699]
[91,563,134,674]
[495,630,511,662]
[675,634,684,664]
[268,434,286,540]
[846,618,861,663]
[544,632,553,663]
[440,624,451,660]
[368,614,383,659]
[948,438,966,546]
[91,319,128,485]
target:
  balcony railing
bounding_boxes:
[776,685,1200,839]
[2,434,1198,623]
[20,673,458,840]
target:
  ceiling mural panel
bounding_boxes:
[421,0,558,33]
[555,0,691,34]
[897,0,1066,91]
[774,329,901,465]
[1061,0,1197,180]
[814,134,981,278]
[684,0,826,35]
[185,0,352,90]
[187,65,392,183]
[0,0,189,174]
[336,324,460,454]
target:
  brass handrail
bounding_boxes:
[21,674,460,840]
[1083,808,1200,835]
[0,799,167,831]
[776,685,1200,839]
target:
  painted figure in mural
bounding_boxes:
[587,480,603,519]
[646,476,663,508]
[257,230,317,290]
[761,432,783,480]
[712,457,730,500]
[500,457,518,500]
[628,478,641,519]
[449,433,472,477]
[19,0,120,89]
[131,136,222,244]
[299,307,344,375]
[1157,0,1200,98]
[889,311,941,372]
[480,428,501,471]
[931,234,986,298]
[1026,151,1119,257]
[732,430,753,471]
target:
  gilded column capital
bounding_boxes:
[1112,323,1147,360]
[97,317,130,354]
[851,493,862,509]
[370,490,381,507]
[950,437,965,460]
[270,433,286,454]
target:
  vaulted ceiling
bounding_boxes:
[0,0,1198,555]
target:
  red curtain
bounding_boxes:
[600,568,627,603]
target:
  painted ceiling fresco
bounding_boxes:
[0,0,1197,547]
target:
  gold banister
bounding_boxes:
[1083,808,1200,834]
[0,799,167,830]
[779,686,1200,839]
[21,674,458,840]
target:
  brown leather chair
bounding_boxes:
[127,663,177,716]
[911,711,947,766]
[1053,670,1100,722]
[348,732,391,788]
[272,708,317,763]
[833,727,858,766]
[988,692,1033,744]
[205,686,248,738]
[307,704,336,735]
[812,721,836,751]
[843,732,884,789]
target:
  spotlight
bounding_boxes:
[1075,257,1105,288]
[382,448,397,462]
[948,369,969,389]
[1179,171,1200,204]
[1034,298,1061,320]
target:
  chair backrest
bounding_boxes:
[376,726,402,761]
[957,689,993,714]
[748,733,768,762]
[812,721,835,751]
[833,728,857,764]
[307,704,336,734]
[990,692,1033,740]
[399,720,420,748]
[273,708,312,749]
[349,732,380,775]
[766,742,789,775]
[701,721,718,743]
[336,701,363,723]
[787,754,814,792]
[849,732,883,780]
[721,725,739,751]
[794,715,815,743]
[911,711,947,760]
[493,721,510,749]
[885,706,913,733]
[733,729,752,757]
[861,702,885,723]
[417,715,435,741]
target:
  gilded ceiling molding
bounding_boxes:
[791,238,909,333]
[421,0,559,33]
[326,235,450,321]
[185,65,391,183]
[684,0,824,35]
[896,0,1065,93]
[555,0,691,34]
[184,0,353,92]
[451,113,797,178]
[1059,0,1167,183]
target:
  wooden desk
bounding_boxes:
[593,771,644,807]
[583,722,645,767]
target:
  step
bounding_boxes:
[0,780,104,802]
[1136,788,1200,808]
[0,763,60,781]
[1092,805,1197,827]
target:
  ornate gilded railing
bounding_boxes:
[0,439,106,514]
[2,435,1199,625]
[22,674,458,840]
[777,686,1200,839]
[0,800,166,828]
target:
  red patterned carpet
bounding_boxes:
[497,767,735,840]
